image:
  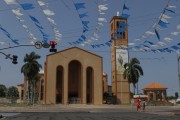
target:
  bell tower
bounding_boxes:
[110,14,130,104]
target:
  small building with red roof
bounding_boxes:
[143,82,168,102]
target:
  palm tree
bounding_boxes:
[21,51,42,104]
[123,57,143,95]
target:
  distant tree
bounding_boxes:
[6,86,19,103]
[0,84,7,97]
[123,58,144,95]
[175,92,179,100]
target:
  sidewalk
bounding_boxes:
[0,104,180,113]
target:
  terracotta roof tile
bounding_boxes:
[143,82,167,89]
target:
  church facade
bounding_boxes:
[44,47,103,104]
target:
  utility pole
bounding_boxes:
[178,54,180,97]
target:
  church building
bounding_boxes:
[17,15,130,105]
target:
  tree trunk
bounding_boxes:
[33,80,36,105]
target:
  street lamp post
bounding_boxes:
[178,55,180,97]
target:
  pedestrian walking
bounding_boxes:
[136,99,141,111]
[142,100,146,112]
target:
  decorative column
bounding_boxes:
[63,65,68,104]
[153,91,157,101]
[82,67,87,104]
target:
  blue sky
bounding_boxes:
[0,0,180,96]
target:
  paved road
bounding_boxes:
[2,112,180,120]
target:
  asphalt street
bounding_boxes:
[2,112,180,120]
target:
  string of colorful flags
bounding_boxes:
[36,0,62,43]
[90,3,130,48]
[68,1,89,45]
[80,0,108,46]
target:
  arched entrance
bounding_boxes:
[56,66,63,103]
[68,60,82,104]
[86,67,94,104]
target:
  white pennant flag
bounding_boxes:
[22,25,28,29]
[98,4,108,12]
[167,5,176,9]
[158,41,166,46]
[12,9,23,16]
[43,9,55,16]
[160,17,169,23]
[161,14,171,19]
[16,16,24,22]
[100,12,105,15]
[47,17,56,25]
[0,42,5,45]
[171,32,180,36]
[80,44,85,46]
[164,37,173,42]
[98,22,104,26]
[4,0,17,4]
[128,43,135,46]
[145,31,155,36]
[38,1,48,6]
[177,24,180,30]
[151,44,158,48]
[98,17,107,22]
[93,32,99,38]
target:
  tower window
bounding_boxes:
[116,21,126,39]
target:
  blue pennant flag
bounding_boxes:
[118,22,127,27]
[91,45,96,48]
[151,50,157,53]
[111,37,115,40]
[69,42,72,45]
[0,25,19,45]
[123,4,129,10]
[75,3,85,10]
[158,20,169,28]
[171,45,179,50]
[117,28,126,32]
[81,35,86,40]
[30,16,40,24]
[12,39,19,45]
[165,8,175,13]
[105,42,111,47]
[100,44,105,46]
[155,29,160,40]
[76,41,80,44]
[121,13,130,18]
[117,22,127,32]
[35,23,43,29]
[178,43,180,45]
[144,41,154,45]
[82,21,89,28]
[83,27,88,33]
[79,12,88,18]
[96,45,100,48]
[78,39,83,42]
[20,3,35,10]
[144,45,150,48]
[72,42,77,45]
[163,48,172,53]
[115,33,122,38]
[157,49,164,52]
